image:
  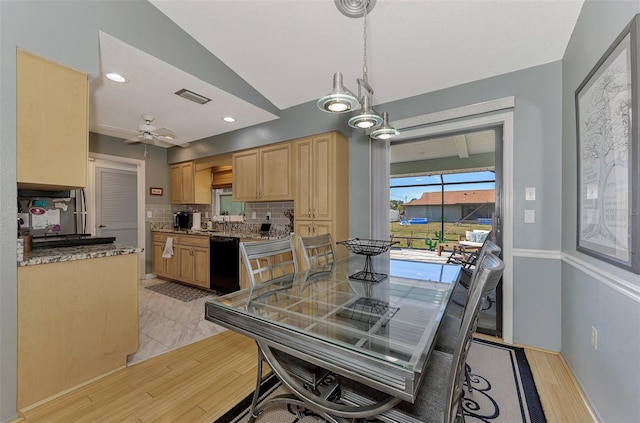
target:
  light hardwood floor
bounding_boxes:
[15,331,596,423]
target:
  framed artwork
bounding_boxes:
[575,14,640,273]
[149,187,164,196]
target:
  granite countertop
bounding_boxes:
[151,229,288,240]
[18,243,144,267]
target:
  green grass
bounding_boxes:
[389,221,491,250]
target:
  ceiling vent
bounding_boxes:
[175,88,211,105]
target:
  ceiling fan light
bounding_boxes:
[348,95,382,129]
[370,112,399,140]
[317,72,359,113]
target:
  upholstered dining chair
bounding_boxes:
[298,233,336,272]
[240,237,298,287]
[335,251,506,423]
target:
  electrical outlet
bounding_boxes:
[525,187,536,201]
[591,326,598,350]
[524,209,535,223]
[146,210,152,218]
[266,212,271,220]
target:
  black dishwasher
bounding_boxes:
[209,236,240,293]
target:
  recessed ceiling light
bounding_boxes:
[223,116,236,123]
[105,73,126,83]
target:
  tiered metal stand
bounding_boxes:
[337,238,398,283]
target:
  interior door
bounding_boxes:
[95,166,138,247]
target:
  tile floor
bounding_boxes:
[127,278,226,365]
[128,248,492,365]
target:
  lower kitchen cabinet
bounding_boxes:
[152,232,210,289]
[17,254,139,410]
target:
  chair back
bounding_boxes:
[240,238,298,287]
[444,251,505,422]
[298,233,336,272]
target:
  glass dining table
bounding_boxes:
[205,255,461,421]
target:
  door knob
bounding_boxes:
[98,224,106,228]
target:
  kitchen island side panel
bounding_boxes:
[17,253,139,410]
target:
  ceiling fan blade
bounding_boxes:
[151,127,176,138]
[125,135,145,144]
[98,123,140,137]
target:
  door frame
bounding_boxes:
[376,99,514,344]
[87,153,146,279]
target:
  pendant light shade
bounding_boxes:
[317,0,399,139]
[317,72,359,113]
[370,112,399,140]
[348,95,382,129]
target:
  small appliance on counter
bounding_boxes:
[174,211,189,229]
[191,212,201,230]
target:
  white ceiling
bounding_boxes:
[89,0,584,149]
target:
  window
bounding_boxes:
[212,188,244,216]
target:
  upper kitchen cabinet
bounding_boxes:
[170,161,211,204]
[294,132,349,265]
[232,142,292,202]
[17,50,88,190]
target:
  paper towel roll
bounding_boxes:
[191,212,201,230]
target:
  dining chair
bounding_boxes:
[240,237,298,287]
[298,233,336,272]
[435,240,502,356]
[337,252,505,423]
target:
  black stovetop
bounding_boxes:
[32,234,116,249]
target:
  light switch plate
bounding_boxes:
[525,187,536,201]
[524,209,535,223]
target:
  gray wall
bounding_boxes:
[561,1,640,421]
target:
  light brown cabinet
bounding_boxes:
[16,50,88,190]
[232,142,293,201]
[152,232,210,289]
[152,233,179,280]
[17,254,138,410]
[170,161,212,204]
[177,235,210,289]
[294,132,349,267]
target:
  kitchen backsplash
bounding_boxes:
[145,201,294,229]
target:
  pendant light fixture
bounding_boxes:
[317,0,399,140]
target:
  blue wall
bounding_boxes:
[561,1,640,421]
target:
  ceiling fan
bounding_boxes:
[124,114,189,148]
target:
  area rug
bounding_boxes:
[216,338,546,423]
[145,282,214,302]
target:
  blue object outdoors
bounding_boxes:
[408,218,428,224]
[477,218,492,225]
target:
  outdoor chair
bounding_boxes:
[240,238,298,287]
[298,233,336,273]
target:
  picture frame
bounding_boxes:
[149,187,163,196]
[575,14,640,274]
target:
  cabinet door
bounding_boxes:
[180,162,195,203]
[170,162,195,204]
[191,247,210,289]
[178,246,194,282]
[152,243,165,277]
[164,252,180,280]
[17,50,88,190]
[295,138,313,219]
[170,164,183,203]
[260,143,292,200]
[312,134,334,220]
[232,150,259,201]
[295,220,314,238]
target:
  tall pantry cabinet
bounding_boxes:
[294,132,349,265]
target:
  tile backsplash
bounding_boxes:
[145,200,294,230]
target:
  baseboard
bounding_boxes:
[558,352,601,423]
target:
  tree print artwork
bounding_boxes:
[577,32,632,264]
